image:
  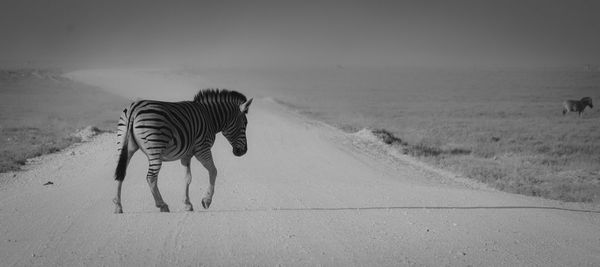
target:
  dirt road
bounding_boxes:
[1,69,599,266]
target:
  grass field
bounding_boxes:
[183,66,600,203]
[0,69,129,173]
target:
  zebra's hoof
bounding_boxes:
[114,201,123,214]
[184,204,194,211]
[159,205,170,212]
[201,198,211,209]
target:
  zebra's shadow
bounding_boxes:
[121,205,600,214]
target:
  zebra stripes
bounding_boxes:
[113,89,252,213]
[562,97,593,117]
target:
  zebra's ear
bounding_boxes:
[240,98,253,114]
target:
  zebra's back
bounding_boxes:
[119,100,210,161]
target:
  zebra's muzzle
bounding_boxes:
[233,147,247,157]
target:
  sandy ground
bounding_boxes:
[1,69,599,266]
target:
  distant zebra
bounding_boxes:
[113,89,253,213]
[562,97,593,117]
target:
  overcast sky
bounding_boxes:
[1,0,599,68]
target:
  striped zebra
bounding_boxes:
[113,89,253,213]
[562,97,593,117]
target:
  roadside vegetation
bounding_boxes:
[0,69,128,173]
[373,118,600,203]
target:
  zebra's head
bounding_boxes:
[223,98,253,157]
[582,97,593,109]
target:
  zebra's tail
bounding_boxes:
[115,108,133,181]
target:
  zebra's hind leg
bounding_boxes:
[146,159,170,212]
[113,181,123,214]
[114,143,138,214]
[181,156,194,211]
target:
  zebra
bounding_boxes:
[113,89,253,213]
[562,97,593,117]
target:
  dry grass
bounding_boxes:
[0,69,128,173]
[395,99,600,203]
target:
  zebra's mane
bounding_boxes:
[193,89,247,105]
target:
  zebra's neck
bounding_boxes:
[197,102,238,133]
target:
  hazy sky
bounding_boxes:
[1,0,600,68]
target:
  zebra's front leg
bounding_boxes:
[202,184,215,209]
[196,152,217,209]
[146,159,170,212]
[181,157,194,211]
